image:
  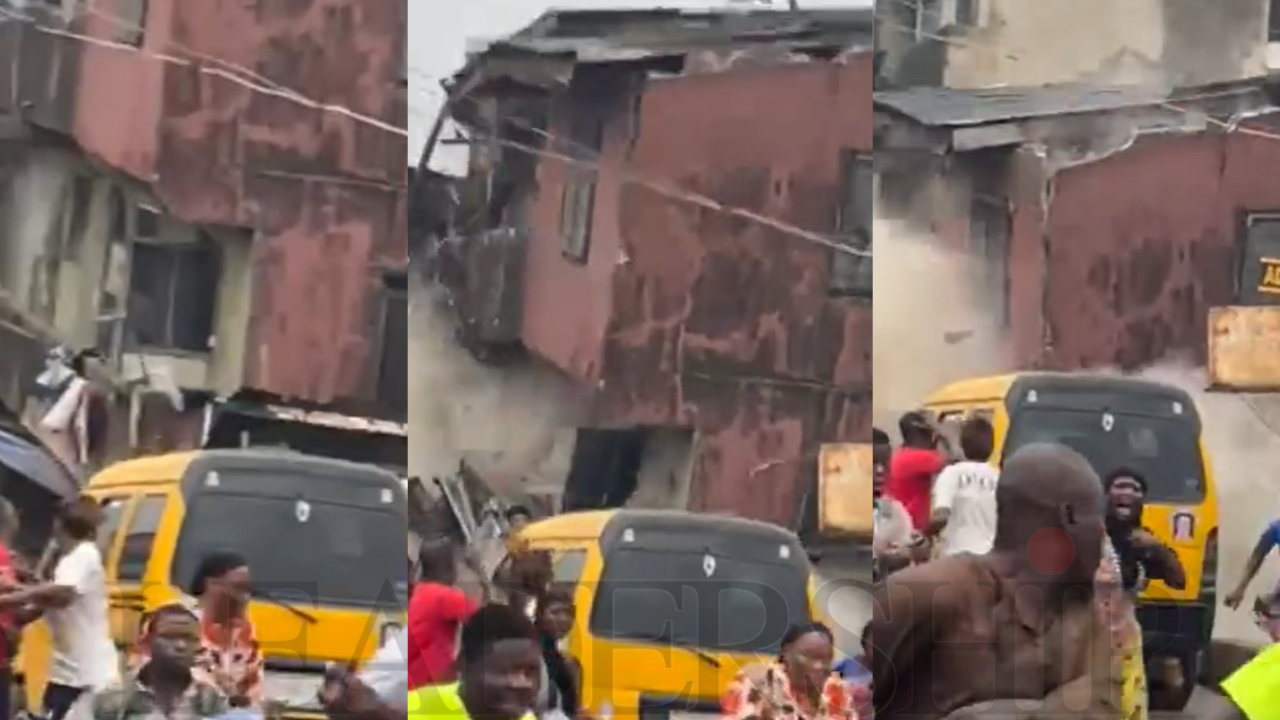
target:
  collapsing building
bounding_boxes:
[418,8,874,527]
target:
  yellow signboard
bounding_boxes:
[1260,257,1280,295]
[817,443,874,538]
[1207,305,1280,391]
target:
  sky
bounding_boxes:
[407,0,872,172]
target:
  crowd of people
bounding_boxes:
[398,408,1280,720]
[0,496,265,720]
[869,412,1280,720]
[0,491,409,720]
[403,507,882,720]
[406,526,587,720]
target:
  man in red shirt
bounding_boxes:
[885,411,946,532]
[407,539,478,689]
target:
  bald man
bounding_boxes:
[872,443,1121,720]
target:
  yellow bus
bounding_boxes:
[510,509,831,720]
[16,449,407,718]
[923,372,1218,711]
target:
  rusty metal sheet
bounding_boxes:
[254,404,408,436]
[818,443,873,538]
[1207,305,1280,391]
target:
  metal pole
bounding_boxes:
[417,80,454,173]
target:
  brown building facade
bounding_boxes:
[435,10,873,525]
[0,1,406,467]
[875,81,1280,373]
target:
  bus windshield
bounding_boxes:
[589,545,811,654]
[173,468,407,609]
[1003,406,1205,503]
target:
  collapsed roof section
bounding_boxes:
[446,7,875,122]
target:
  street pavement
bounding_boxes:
[1154,688,1223,719]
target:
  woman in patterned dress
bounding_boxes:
[191,551,265,709]
[720,624,858,720]
[1097,535,1148,720]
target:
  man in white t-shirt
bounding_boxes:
[929,416,1000,557]
[0,497,117,720]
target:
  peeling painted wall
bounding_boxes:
[935,0,1268,89]
[1025,127,1280,371]
[0,147,125,349]
[900,119,1280,374]
[520,56,874,525]
[875,142,1051,370]
[146,0,406,409]
[1,1,408,412]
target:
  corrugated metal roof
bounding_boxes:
[873,83,1261,127]
[484,7,874,63]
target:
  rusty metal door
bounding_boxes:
[817,443,874,538]
[1238,213,1280,305]
[1207,306,1280,391]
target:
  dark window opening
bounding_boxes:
[99,190,130,361]
[115,0,148,46]
[174,486,407,609]
[127,232,221,352]
[896,0,944,38]
[831,150,872,297]
[135,205,159,240]
[109,189,128,241]
[559,96,605,263]
[590,547,811,654]
[1238,213,1280,305]
[377,277,407,420]
[561,428,648,512]
[970,195,1011,326]
[117,495,166,582]
[966,150,1013,325]
[895,0,920,38]
[487,110,543,230]
[64,176,93,260]
[1002,407,1205,503]
[955,0,979,25]
[1271,0,1280,42]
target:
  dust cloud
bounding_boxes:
[1116,363,1280,643]
[819,209,1012,650]
[407,272,585,498]
[870,210,1012,431]
[864,206,1280,645]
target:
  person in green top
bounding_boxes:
[409,603,543,720]
[1216,642,1280,720]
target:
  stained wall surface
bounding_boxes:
[520,55,874,524]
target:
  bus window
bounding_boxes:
[1003,407,1204,502]
[95,496,129,566]
[117,496,167,582]
[174,492,406,608]
[552,549,588,585]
